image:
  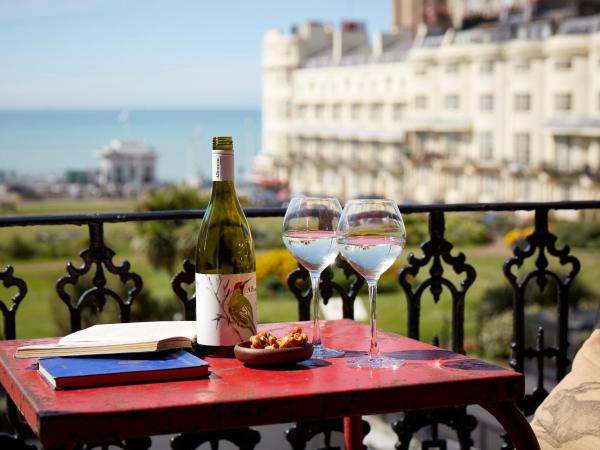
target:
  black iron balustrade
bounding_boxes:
[0,200,599,450]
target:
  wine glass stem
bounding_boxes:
[310,272,322,347]
[368,279,380,359]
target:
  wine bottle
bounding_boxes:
[195,136,256,356]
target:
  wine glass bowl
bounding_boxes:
[337,199,406,368]
[282,197,344,359]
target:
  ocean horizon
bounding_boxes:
[0,109,262,183]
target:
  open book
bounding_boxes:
[15,321,197,359]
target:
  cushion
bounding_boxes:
[531,329,600,449]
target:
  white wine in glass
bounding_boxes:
[282,197,344,358]
[337,199,406,368]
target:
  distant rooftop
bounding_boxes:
[291,6,600,70]
[100,140,156,157]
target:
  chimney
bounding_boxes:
[392,0,423,34]
[332,21,368,64]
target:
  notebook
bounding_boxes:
[37,349,209,390]
[16,321,198,358]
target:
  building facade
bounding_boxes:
[258,10,600,204]
[98,140,157,196]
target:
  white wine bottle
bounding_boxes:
[195,136,256,356]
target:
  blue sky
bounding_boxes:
[0,0,390,109]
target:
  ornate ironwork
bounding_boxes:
[398,211,476,353]
[286,418,370,450]
[55,223,143,332]
[392,407,477,450]
[171,259,196,320]
[0,266,27,341]
[0,267,35,450]
[394,211,477,450]
[503,207,581,417]
[75,437,152,450]
[170,428,260,450]
[287,256,365,321]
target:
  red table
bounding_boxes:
[0,320,539,450]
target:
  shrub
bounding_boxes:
[403,213,492,247]
[555,221,600,249]
[4,236,36,260]
[136,185,209,272]
[256,249,299,291]
[446,214,492,246]
[479,310,513,360]
[479,276,595,317]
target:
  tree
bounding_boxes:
[136,185,209,273]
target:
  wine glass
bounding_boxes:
[337,199,406,368]
[282,197,344,358]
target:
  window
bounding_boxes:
[351,104,361,120]
[446,63,459,74]
[479,94,494,111]
[555,58,572,71]
[444,95,460,110]
[479,132,494,160]
[143,167,153,183]
[315,104,324,119]
[514,60,530,72]
[514,133,531,164]
[415,95,427,110]
[370,104,383,121]
[482,175,498,194]
[332,104,342,120]
[417,166,430,182]
[514,93,531,112]
[414,66,427,76]
[446,133,460,158]
[393,103,404,120]
[448,173,461,189]
[555,93,572,112]
[480,61,494,75]
[350,141,360,159]
[415,132,429,153]
[555,136,573,171]
[296,105,307,119]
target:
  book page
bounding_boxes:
[59,321,197,344]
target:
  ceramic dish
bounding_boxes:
[234,341,314,366]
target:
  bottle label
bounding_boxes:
[212,150,234,181]
[195,272,257,346]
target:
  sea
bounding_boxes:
[0,109,262,182]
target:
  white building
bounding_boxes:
[98,140,157,196]
[258,3,600,204]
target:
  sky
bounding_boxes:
[0,0,390,109]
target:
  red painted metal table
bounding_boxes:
[0,320,539,450]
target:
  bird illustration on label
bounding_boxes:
[207,275,256,342]
[228,280,257,336]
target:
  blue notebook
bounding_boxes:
[38,349,209,390]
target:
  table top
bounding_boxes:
[0,319,523,448]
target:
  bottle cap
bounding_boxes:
[212,137,233,151]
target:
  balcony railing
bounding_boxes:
[1,200,599,450]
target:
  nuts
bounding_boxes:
[249,327,308,350]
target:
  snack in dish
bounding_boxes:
[249,327,308,350]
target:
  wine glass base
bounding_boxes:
[312,344,345,359]
[346,355,404,369]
